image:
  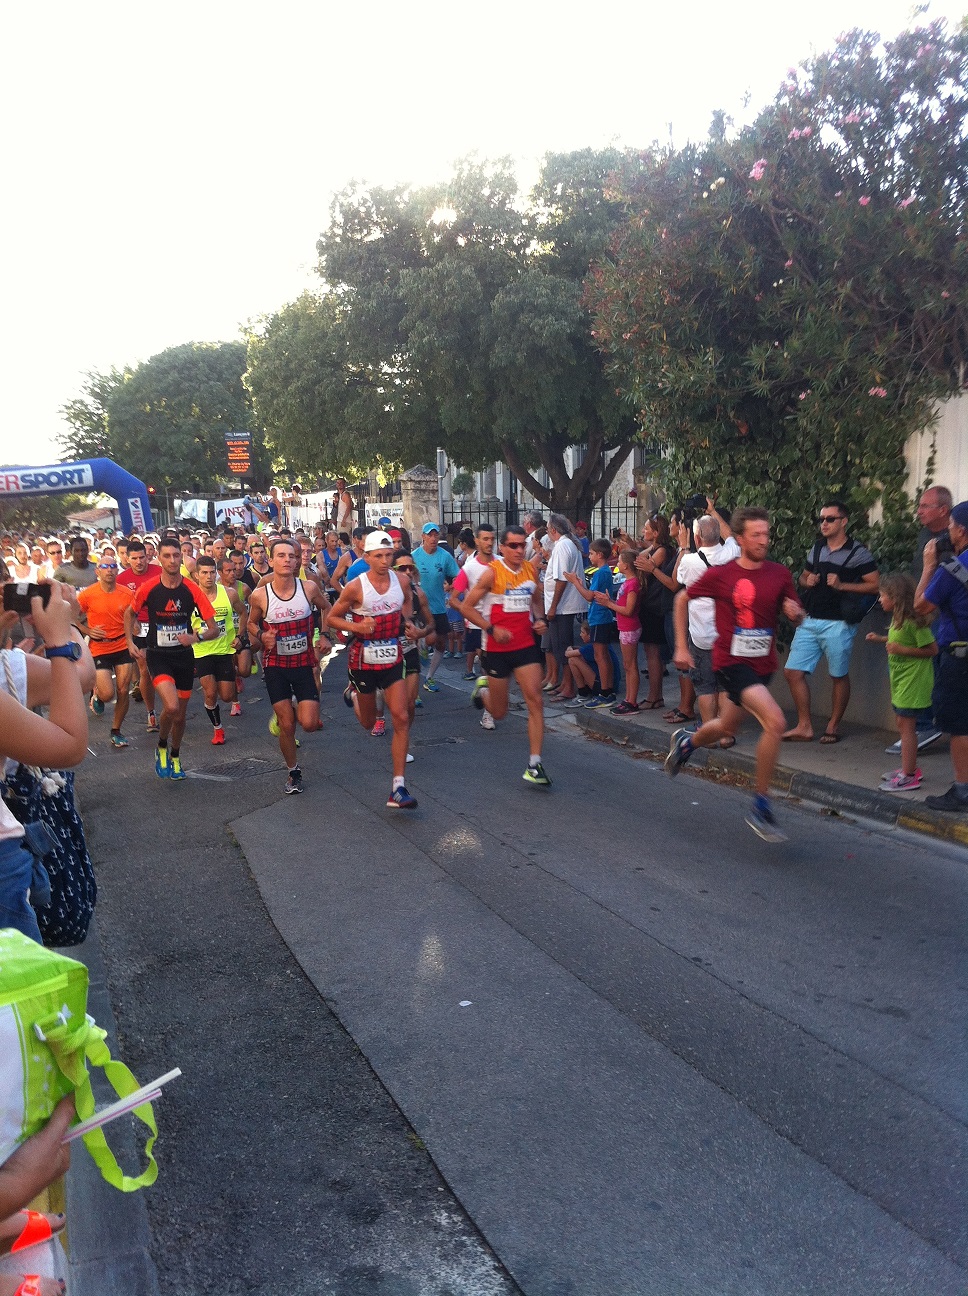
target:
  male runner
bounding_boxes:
[449,523,497,723]
[76,554,134,747]
[460,524,551,786]
[246,538,331,795]
[224,553,253,702]
[116,539,161,731]
[666,505,805,841]
[124,537,219,780]
[328,530,419,808]
[192,555,248,743]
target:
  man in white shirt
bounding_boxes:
[544,513,587,700]
[677,514,741,727]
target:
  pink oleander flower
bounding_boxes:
[858,196,871,206]
[899,196,915,208]
[842,111,862,125]
[942,291,950,298]
[788,129,801,141]
[868,386,887,397]
[801,126,812,138]
[749,159,769,181]
[799,392,809,400]
[785,259,793,268]
[835,191,843,197]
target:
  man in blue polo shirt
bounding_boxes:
[412,522,459,692]
[916,499,968,813]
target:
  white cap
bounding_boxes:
[363,530,394,553]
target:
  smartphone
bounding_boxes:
[3,582,52,614]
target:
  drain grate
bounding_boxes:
[193,756,287,779]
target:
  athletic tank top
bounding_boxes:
[482,560,539,653]
[348,570,404,671]
[263,579,316,669]
[193,582,235,657]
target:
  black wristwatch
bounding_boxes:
[47,642,83,661]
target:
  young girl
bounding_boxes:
[594,549,642,714]
[866,571,937,792]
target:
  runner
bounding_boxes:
[449,523,497,725]
[460,525,552,786]
[116,539,161,731]
[124,537,219,781]
[328,531,419,808]
[665,506,805,841]
[393,550,433,762]
[246,538,332,795]
[192,555,248,744]
[76,553,135,747]
[225,552,254,698]
[412,523,459,692]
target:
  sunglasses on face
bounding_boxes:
[503,541,526,549]
[395,564,415,572]
[817,515,843,524]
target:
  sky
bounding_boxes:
[0,0,963,469]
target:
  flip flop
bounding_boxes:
[782,733,814,743]
[664,708,695,723]
[819,733,841,744]
[0,1211,65,1257]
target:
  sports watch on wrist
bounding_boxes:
[46,642,83,661]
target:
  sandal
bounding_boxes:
[640,699,666,710]
[0,1212,65,1258]
[663,708,695,723]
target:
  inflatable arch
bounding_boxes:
[0,458,155,535]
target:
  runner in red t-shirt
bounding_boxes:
[665,507,805,842]
[116,539,163,731]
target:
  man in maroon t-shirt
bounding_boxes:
[116,539,162,730]
[665,506,805,841]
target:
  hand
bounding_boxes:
[825,572,841,590]
[923,537,941,576]
[673,649,694,672]
[635,552,653,573]
[491,624,512,644]
[533,618,548,633]
[86,625,107,641]
[782,597,805,623]
[802,571,820,588]
[865,632,887,643]
[593,591,609,605]
[0,1096,74,1213]
[129,642,145,661]
[261,626,278,649]
[29,582,74,645]
[885,641,902,655]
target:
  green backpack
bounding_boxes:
[0,928,158,1190]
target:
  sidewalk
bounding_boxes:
[558,677,968,849]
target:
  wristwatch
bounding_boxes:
[46,642,83,661]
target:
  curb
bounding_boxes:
[576,710,968,849]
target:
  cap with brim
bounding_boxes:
[421,522,441,534]
[950,501,968,528]
[363,530,394,552]
[378,516,391,526]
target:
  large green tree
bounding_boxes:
[248,151,640,520]
[589,17,967,568]
[69,342,274,494]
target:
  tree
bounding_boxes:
[0,493,86,533]
[248,151,640,520]
[589,17,967,568]
[58,367,129,462]
[103,342,273,494]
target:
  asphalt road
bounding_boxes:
[73,664,967,1295]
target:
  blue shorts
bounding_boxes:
[0,836,42,942]
[785,617,859,679]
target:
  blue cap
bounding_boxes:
[378,516,391,526]
[951,501,968,529]
[421,522,441,534]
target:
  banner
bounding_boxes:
[215,498,256,528]
[0,465,95,494]
[175,499,211,525]
[365,502,404,528]
[127,496,149,534]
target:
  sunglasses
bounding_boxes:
[503,541,526,549]
[817,515,843,524]
[98,563,118,570]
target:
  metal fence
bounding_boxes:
[440,496,644,540]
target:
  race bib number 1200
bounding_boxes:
[502,590,532,614]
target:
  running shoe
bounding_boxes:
[414,694,423,708]
[885,729,942,755]
[924,785,968,812]
[168,755,187,781]
[406,752,414,763]
[480,711,496,731]
[250,663,259,676]
[745,796,786,842]
[269,714,281,736]
[146,711,159,733]
[371,718,386,737]
[610,700,640,715]
[423,678,440,692]
[523,762,552,787]
[564,696,586,709]
[90,696,104,716]
[471,677,488,710]
[343,684,357,708]
[879,769,922,792]
[387,786,418,809]
[131,685,143,702]
[462,671,476,680]
[154,747,170,779]
[230,702,243,717]
[583,695,610,709]
[285,768,304,795]
[109,732,129,748]
[212,726,226,745]
[664,728,693,779]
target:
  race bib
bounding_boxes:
[278,632,309,656]
[362,638,400,666]
[730,628,772,658]
[502,590,531,614]
[214,616,228,636]
[156,623,186,648]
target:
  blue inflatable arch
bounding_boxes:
[0,458,155,535]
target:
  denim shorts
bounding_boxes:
[785,617,859,679]
[0,835,42,943]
